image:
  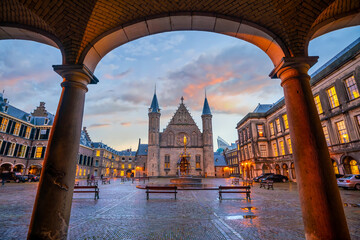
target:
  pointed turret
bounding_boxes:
[149,92,160,113]
[202,96,212,115]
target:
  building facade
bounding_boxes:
[147,93,215,177]
[0,95,136,179]
[236,38,360,181]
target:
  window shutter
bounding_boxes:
[30,128,35,139]
[6,120,13,133]
[41,147,46,158]
[35,129,40,140]
[25,146,30,158]
[0,141,7,155]
[14,144,20,157]
[0,116,2,125]
[4,142,11,155]
[19,125,25,137]
[45,129,50,139]
[30,146,36,158]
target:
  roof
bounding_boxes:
[253,104,273,113]
[217,136,230,150]
[136,144,148,156]
[202,97,212,115]
[149,93,160,113]
[214,152,227,167]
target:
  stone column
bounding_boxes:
[27,65,98,240]
[271,57,350,240]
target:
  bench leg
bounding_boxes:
[219,192,222,200]
[146,192,149,200]
[175,192,177,200]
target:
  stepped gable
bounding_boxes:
[167,99,197,127]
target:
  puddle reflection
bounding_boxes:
[226,215,257,220]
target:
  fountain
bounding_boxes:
[170,135,202,184]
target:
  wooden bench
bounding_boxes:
[87,179,98,186]
[145,186,177,200]
[260,180,274,190]
[242,180,253,187]
[74,185,99,200]
[219,186,251,200]
[101,178,110,184]
[231,178,240,185]
[132,177,150,184]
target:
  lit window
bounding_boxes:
[336,121,349,143]
[18,145,27,158]
[25,127,31,138]
[272,143,278,157]
[314,95,323,114]
[350,160,359,174]
[165,155,170,169]
[279,141,285,155]
[282,114,289,129]
[79,169,82,176]
[322,126,331,146]
[96,150,100,157]
[8,143,16,156]
[333,161,339,175]
[120,171,124,176]
[0,118,8,132]
[128,164,131,169]
[270,122,275,136]
[344,76,359,100]
[287,138,293,154]
[35,147,43,158]
[257,125,264,137]
[13,123,21,136]
[121,164,125,169]
[260,145,267,157]
[327,86,339,108]
[196,155,201,169]
[276,118,281,133]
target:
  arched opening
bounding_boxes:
[343,157,359,175]
[262,164,271,174]
[275,164,281,175]
[282,163,289,178]
[0,163,13,173]
[290,162,296,180]
[332,159,339,175]
[28,165,42,176]
[13,164,25,173]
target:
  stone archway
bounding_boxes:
[290,162,296,180]
[28,165,42,175]
[332,159,340,175]
[343,156,360,175]
[13,164,25,173]
[282,163,289,178]
[0,163,13,173]
[275,164,281,174]
[262,164,271,174]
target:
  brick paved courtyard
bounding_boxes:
[0,178,359,240]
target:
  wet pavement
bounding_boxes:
[0,178,359,240]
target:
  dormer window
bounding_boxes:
[4,106,8,113]
[27,116,31,122]
[44,118,49,125]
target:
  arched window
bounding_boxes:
[332,160,339,175]
[282,164,289,178]
[350,159,359,174]
[275,164,280,174]
[291,162,296,179]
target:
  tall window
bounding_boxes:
[121,164,125,169]
[96,150,100,156]
[35,146,43,158]
[8,143,16,156]
[18,145,27,158]
[314,95,323,114]
[272,143,278,157]
[260,145,267,157]
[282,114,289,129]
[196,155,201,169]
[13,123,21,136]
[128,164,132,169]
[0,118,8,132]
[322,126,331,146]
[327,86,339,108]
[333,161,339,174]
[275,118,281,133]
[164,155,170,169]
[287,138,293,154]
[279,140,285,155]
[257,124,264,137]
[25,127,31,138]
[270,122,275,136]
[344,75,359,100]
[336,121,349,143]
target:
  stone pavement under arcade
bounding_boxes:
[0,178,359,240]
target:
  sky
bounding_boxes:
[0,26,359,151]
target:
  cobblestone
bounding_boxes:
[0,178,359,239]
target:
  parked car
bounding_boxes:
[1,172,29,183]
[335,174,344,178]
[337,174,360,190]
[253,173,274,182]
[27,174,40,182]
[261,174,289,182]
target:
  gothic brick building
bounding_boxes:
[147,93,215,177]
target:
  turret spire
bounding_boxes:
[202,93,211,115]
[149,88,160,113]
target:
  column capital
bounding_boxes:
[53,64,99,85]
[269,56,318,79]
